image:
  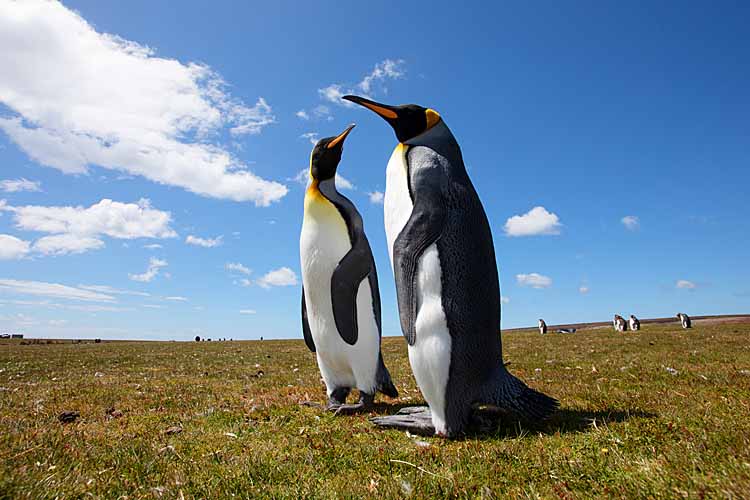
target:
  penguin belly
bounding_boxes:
[300,194,380,395]
[384,144,452,435]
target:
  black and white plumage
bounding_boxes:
[538,319,547,335]
[345,95,557,437]
[629,315,640,331]
[677,313,691,329]
[613,314,627,332]
[300,125,397,414]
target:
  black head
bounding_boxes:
[342,95,441,143]
[309,124,355,182]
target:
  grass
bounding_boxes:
[2,320,750,499]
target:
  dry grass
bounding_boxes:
[2,320,750,499]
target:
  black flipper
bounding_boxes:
[392,147,447,345]
[318,178,374,345]
[301,287,315,352]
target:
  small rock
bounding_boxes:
[94,372,104,378]
[164,426,182,435]
[665,367,679,376]
[58,411,79,423]
[224,432,237,438]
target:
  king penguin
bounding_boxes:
[300,124,398,414]
[343,95,558,436]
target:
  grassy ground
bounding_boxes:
[2,320,749,499]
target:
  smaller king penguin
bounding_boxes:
[300,124,398,413]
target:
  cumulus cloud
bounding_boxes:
[2,198,176,239]
[185,234,223,248]
[0,278,115,302]
[0,1,287,205]
[0,234,30,259]
[504,206,562,237]
[0,178,41,193]
[32,234,104,256]
[319,59,406,107]
[226,262,252,275]
[256,267,298,289]
[621,215,640,231]
[129,257,168,283]
[579,285,590,294]
[368,191,384,204]
[292,169,354,191]
[676,280,696,290]
[143,243,163,250]
[295,110,310,120]
[516,273,552,289]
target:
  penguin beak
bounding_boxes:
[342,95,398,120]
[326,123,356,149]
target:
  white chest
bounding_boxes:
[383,144,413,267]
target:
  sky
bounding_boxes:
[1,0,748,340]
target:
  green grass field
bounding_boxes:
[2,320,750,499]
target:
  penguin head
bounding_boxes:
[342,95,441,143]
[309,124,355,182]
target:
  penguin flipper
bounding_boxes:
[301,287,316,352]
[331,246,371,345]
[393,147,447,345]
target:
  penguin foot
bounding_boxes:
[326,387,351,411]
[333,391,374,415]
[369,406,435,436]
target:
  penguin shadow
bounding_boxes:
[463,407,658,441]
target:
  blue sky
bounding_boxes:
[1,1,748,340]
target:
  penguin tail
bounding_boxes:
[376,356,399,399]
[492,369,558,422]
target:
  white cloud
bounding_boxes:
[256,267,298,289]
[0,1,287,205]
[142,304,165,309]
[295,110,309,120]
[500,296,510,304]
[143,243,163,250]
[164,296,188,301]
[319,59,406,107]
[0,279,115,302]
[0,178,41,193]
[32,234,104,255]
[301,132,320,145]
[579,285,590,294]
[226,262,252,275]
[185,234,223,247]
[0,234,30,259]
[504,206,562,237]
[516,273,552,289]
[239,309,256,315]
[78,285,150,297]
[368,191,384,204]
[129,257,168,283]
[2,198,176,239]
[621,215,640,231]
[236,278,253,287]
[292,169,355,190]
[676,280,696,290]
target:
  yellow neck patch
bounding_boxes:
[425,108,441,130]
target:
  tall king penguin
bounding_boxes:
[344,95,557,436]
[300,124,398,413]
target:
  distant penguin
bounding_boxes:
[677,313,691,329]
[344,95,557,436]
[538,319,548,335]
[629,315,640,331]
[613,314,627,332]
[300,124,398,413]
